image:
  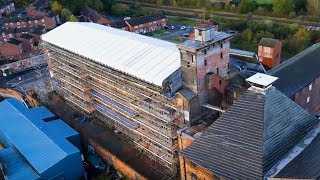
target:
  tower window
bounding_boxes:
[221,43,223,48]
[217,67,219,74]
[203,49,207,55]
[204,59,207,66]
[219,80,222,86]
[220,52,223,59]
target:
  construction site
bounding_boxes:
[40,21,236,178]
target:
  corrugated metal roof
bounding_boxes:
[0,99,68,174]
[41,22,181,87]
[0,148,40,180]
[181,86,318,180]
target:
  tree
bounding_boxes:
[242,29,253,43]
[272,0,294,15]
[293,0,307,14]
[51,1,62,13]
[111,3,129,16]
[88,0,103,11]
[68,15,78,22]
[60,8,72,19]
[239,0,257,14]
[306,0,320,16]
[294,27,311,42]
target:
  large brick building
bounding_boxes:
[179,73,319,180]
[268,43,320,115]
[42,21,233,177]
[0,1,15,17]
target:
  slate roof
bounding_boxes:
[272,124,320,179]
[126,13,166,26]
[109,20,127,28]
[181,86,318,180]
[8,38,21,45]
[20,33,33,39]
[268,43,320,97]
[178,87,197,100]
[259,38,279,47]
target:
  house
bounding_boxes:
[258,38,282,69]
[17,33,34,51]
[0,38,23,59]
[268,43,320,115]
[125,13,167,33]
[80,6,110,25]
[0,1,15,17]
[1,15,58,30]
[179,73,318,180]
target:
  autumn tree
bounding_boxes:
[51,1,62,13]
[306,0,320,16]
[272,0,294,15]
[68,15,78,22]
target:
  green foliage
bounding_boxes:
[272,0,294,14]
[13,0,33,6]
[111,3,129,16]
[239,0,258,14]
[241,29,254,42]
[51,1,62,13]
[60,8,72,18]
[68,14,78,22]
[167,16,197,26]
[306,0,320,16]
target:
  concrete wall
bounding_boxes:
[293,76,320,115]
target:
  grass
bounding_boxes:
[169,37,182,43]
[153,29,166,36]
[167,16,198,26]
[255,0,272,4]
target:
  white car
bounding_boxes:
[181,26,186,30]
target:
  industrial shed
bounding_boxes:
[0,99,85,180]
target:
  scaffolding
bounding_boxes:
[43,42,185,174]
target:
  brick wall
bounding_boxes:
[293,76,320,115]
[89,140,147,180]
[128,19,167,33]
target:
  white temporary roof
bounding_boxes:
[246,73,278,87]
[41,22,181,87]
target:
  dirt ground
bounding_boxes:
[45,91,177,180]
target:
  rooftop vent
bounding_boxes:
[246,73,278,93]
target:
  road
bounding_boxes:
[117,0,320,27]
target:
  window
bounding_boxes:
[192,55,195,62]
[220,52,223,59]
[307,96,310,103]
[219,80,222,86]
[204,59,207,66]
[187,62,190,68]
[42,19,45,22]
[220,42,223,48]
[199,31,202,36]
[309,84,312,91]
[203,49,207,55]
[217,67,219,74]
[190,173,197,180]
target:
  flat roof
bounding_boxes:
[41,22,181,87]
[246,73,278,87]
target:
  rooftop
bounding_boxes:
[177,31,232,51]
[0,98,84,179]
[246,73,278,87]
[7,38,21,45]
[181,85,318,180]
[258,38,279,47]
[41,22,180,87]
[126,13,166,26]
[268,43,320,97]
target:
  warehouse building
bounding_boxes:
[0,98,85,180]
[41,21,233,173]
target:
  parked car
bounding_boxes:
[181,26,186,30]
[315,113,320,120]
[183,33,189,37]
[123,16,131,20]
[170,25,175,30]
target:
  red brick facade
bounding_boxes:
[293,76,320,115]
[3,16,57,30]
[127,18,167,33]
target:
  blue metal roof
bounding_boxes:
[0,148,40,180]
[0,99,84,179]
